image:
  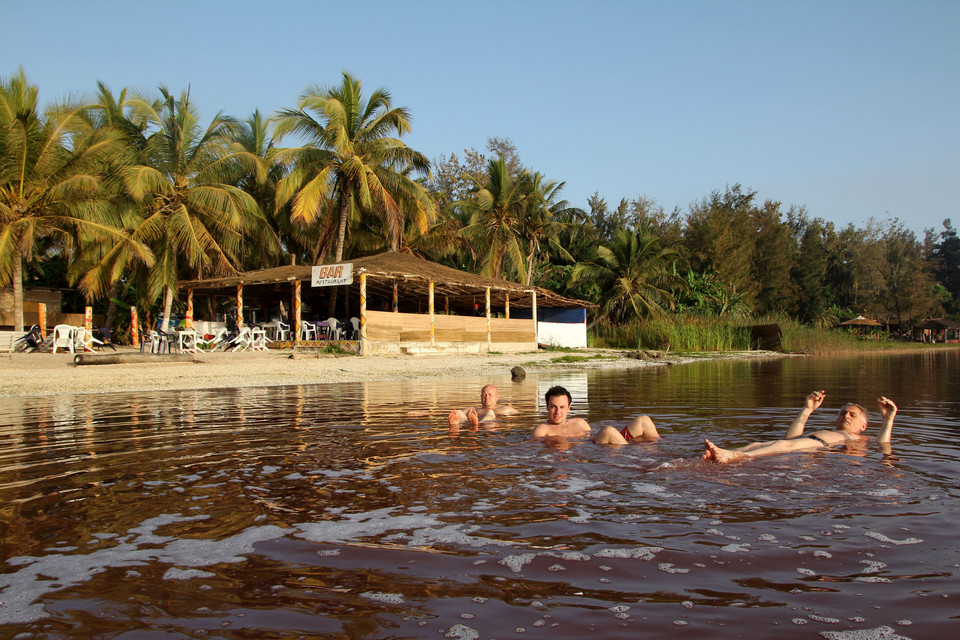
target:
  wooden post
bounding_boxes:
[505,293,510,319]
[444,296,449,315]
[531,290,538,346]
[37,303,46,341]
[293,280,302,345]
[429,280,435,345]
[84,306,93,351]
[185,289,194,328]
[392,278,399,313]
[485,287,491,350]
[359,270,367,354]
[130,307,139,348]
[236,285,244,328]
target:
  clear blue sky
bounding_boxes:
[4,0,957,236]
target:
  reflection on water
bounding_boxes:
[1,351,958,638]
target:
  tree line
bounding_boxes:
[2,68,958,336]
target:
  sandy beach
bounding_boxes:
[0,347,784,398]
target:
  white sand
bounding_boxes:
[0,347,784,398]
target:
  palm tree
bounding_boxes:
[570,225,686,326]
[0,68,151,331]
[519,172,571,286]
[457,154,528,281]
[224,110,289,270]
[74,82,155,331]
[273,72,435,262]
[123,86,273,330]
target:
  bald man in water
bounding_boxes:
[448,384,518,429]
[702,390,898,463]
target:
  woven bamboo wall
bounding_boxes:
[365,310,535,344]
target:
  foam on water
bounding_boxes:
[863,532,923,546]
[0,515,288,625]
[820,625,912,639]
[360,591,405,604]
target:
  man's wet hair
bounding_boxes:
[839,402,869,425]
[545,385,572,405]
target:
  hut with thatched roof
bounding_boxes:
[177,252,592,355]
[913,318,960,344]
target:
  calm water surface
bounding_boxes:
[1,351,958,639]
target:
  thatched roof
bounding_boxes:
[914,318,960,330]
[838,315,882,327]
[177,252,591,309]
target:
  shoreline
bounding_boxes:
[0,348,786,399]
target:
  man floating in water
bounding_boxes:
[530,385,660,442]
[448,384,518,429]
[702,390,897,463]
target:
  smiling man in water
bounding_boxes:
[529,385,661,443]
[530,385,591,439]
[702,390,898,463]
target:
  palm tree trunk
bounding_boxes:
[335,195,349,262]
[328,197,350,317]
[104,279,121,332]
[12,253,24,332]
[161,286,174,332]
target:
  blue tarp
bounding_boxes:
[511,307,586,323]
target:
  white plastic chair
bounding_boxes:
[275,321,291,341]
[146,330,163,354]
[349,317,360,340]
[250,326,269,351]
[301,321,317,341]
[178,329,199,354]
[198,328,228,351]
[52,324,75,354]
[231,326,253,351]
[74,327,103,352]
[326,317,342,340]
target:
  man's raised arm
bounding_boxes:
[784,390,826,439]
[876,396,897,444]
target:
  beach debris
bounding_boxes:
[625,350,664,361]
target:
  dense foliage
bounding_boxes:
[2,68,957,336]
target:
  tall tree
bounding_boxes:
[0,69,151,331]
[456,154,528,281]
[683,184,759,309]
[224,110,286,270]
[570,225,686,325]
[931,219,960,315]
[519,172,570,286]
[751,200,797,315]
[878,219,938,325]
[76,81,155,331]
[789,214,836,325]
[273,72,435,262]
[123,86,270,330]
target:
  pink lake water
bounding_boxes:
[1,351,958,639]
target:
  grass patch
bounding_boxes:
[550,353,612,364]
[588,314,948,355]
[591,316,751,351]
[318,343,355,355]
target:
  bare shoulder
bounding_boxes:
[497,404,519,415]
[569,417,591,434]
[530,423,553,439]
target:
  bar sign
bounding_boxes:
[311,263,354,287]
